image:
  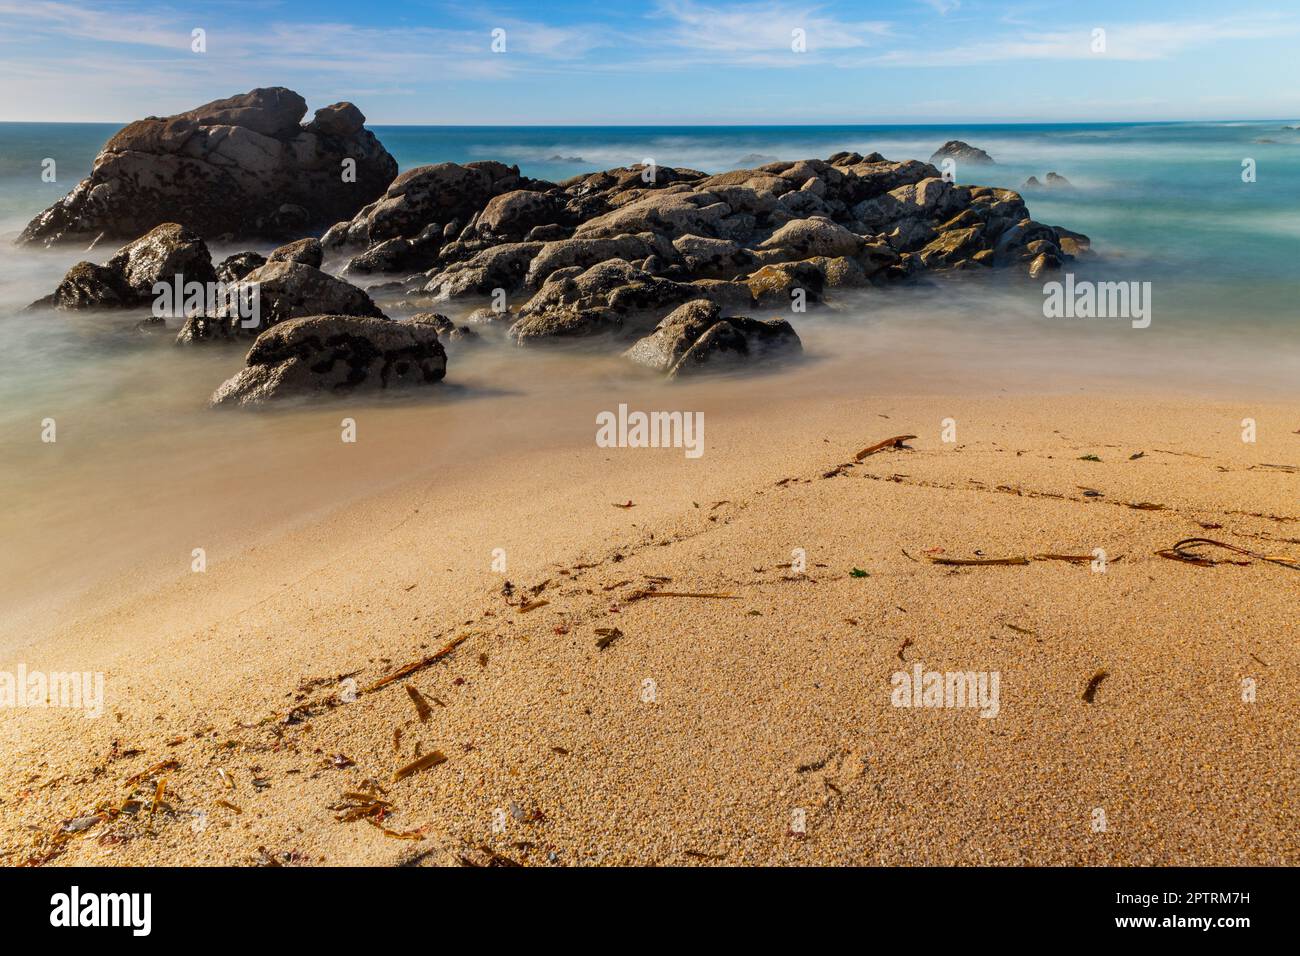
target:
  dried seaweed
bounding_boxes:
[368,818,425,840]
[363,634,469,693]
[854,435,916,461]
[393,750,447,782]
[594,627,623,650]
[1156,537,1300,571]
[518,599,549,613]
[624,590,738,601]
[124,760,178,788]
[927,555,1030,566]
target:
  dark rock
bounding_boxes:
[326,162,535,252]
[410,311,480,344]
[929,140,995,165]
[624,299,802,378]
[106,222,217,296]
[210,314,446,406]
[34,223,216,311]
[307,102,365,137]
[217,251,267,283]
[268,237,323,268]
[176,259,383,343]
[474,189,569,241]
[18,87,397,246]
[41,261,132,310]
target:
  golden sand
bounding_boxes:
[1,391,1296,866]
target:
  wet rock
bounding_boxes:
[756,216,864,261]
[326,161,535,251]
[37,261,132,311]
[344,226,442,275]
[1028,251,1063,278]
[474,189,569,241]
[210,314,446,407]
[410,311,480,344]
[106,222,217,296]
[524,233,671,288]
[176,259,383,342]
[671,235,757,277]
[509,258,700,345]
[33,223,216,311]
[19,87,397,246]
[268,237,323,268]
[217,251,267,283]
[624,299,802,378]
[424,242,542,299]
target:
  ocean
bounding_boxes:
[0,121,1297,643]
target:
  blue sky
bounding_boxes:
[0,0,1295,124]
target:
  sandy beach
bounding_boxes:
[3,382,1296,867]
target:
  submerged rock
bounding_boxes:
[409,311,480,344]
[210,314,447,406]
[18,87,397,246]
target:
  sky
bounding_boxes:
[0,0,1296,124]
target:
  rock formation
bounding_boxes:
[18,88,397,246]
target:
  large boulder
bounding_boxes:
[210,314,447,407]
[18,87,397,246]
[176,259,383,342]
[624,299,801,378]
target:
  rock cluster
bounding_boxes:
[25,114,1093,405]
[18,88,396,246]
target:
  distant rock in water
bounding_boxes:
[18,87,397,247]
[210,314,446,407]
[547,154,587,163]
[929,140,995,165]
[1024,172,1073,189]
[734,153,780,168]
